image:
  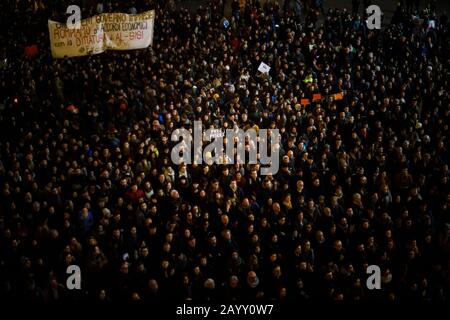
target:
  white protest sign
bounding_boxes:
[258,62,271,74]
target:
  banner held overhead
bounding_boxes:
[48,10,155,58]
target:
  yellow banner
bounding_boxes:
[48,10,155,58]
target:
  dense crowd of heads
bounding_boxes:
[0,0,449,302]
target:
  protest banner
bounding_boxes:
[24,44,39,58]
[48,10,155,58]
[333,92,344,100]
[300,99,310,106]
[207,129,224,140]
[257,62,271,74]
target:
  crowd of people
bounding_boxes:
[0,0,449,302]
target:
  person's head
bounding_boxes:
[269,252,277,263]
[221,214,229,225]
[120,261,129,274]
[141,246,149,257]
[64,253,74,265]
[204,278,215,290]
[273,265,282,277]
[182,274,190,285]
[260,217,268,228]
[312,177,320,187]
[229,276,239,288]
[231,251,239,261]
[98,289,107,300]
[81,207,89,218]
[209,234,217,246]
[303,240,311,251]
[163,242,171,253]
[362,219,370,229]
[271,234,278,243]
[357,243,365,252]
[334,240,343,251]
[222,229,232,241]
[304,224,313,234]
[148,279,158,292]
[112,228,121,239]
[188,236,196,248]
[246,271,258,287]
[161,259,170,270]
[334,292,344,301]
[272,202,281,213]
[316,230,325,243]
